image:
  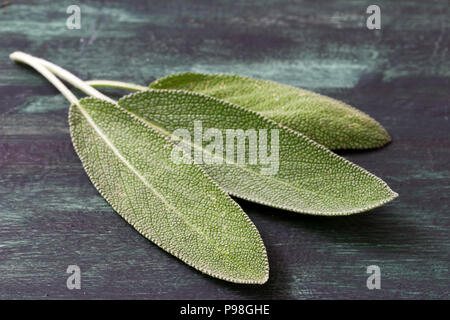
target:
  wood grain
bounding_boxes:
[0,0,448,299]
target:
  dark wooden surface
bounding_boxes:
[0,0,448,299]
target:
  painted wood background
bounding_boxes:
[0,0,448,299]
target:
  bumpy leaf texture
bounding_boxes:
[118,90,398,215]
[149,73,391,150]
[69,97,269,284]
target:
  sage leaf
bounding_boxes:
[69,97,269,284]
[149,73,391,150]
[118,90,398,215]
[10,51,269,284]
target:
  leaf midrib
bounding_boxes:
[122,105,372,210]
[76,103,255,280]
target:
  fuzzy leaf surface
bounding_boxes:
[150,73,391,149]
[118,90,398,215]
[69,97,269,284]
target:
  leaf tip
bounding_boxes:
[238,268,269,285]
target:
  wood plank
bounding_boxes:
[0,0,448,299]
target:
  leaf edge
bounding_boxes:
[68,98,270,284]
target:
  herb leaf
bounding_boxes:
[149,73,391,150]
[118,90,398,215]
[69,97,269,284]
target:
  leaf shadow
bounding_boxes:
[334,147,389,157]
[239,198,421,250]
[202,198,424,299]
[195,230,292,299]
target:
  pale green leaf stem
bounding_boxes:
[86,80,148,92]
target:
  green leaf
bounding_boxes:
[118,90,398,215]
[69,97,269,284]
[149,73,391,150]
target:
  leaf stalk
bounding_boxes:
[10,52,80,106]
[10,51,116,104]
[85,80,147,92]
